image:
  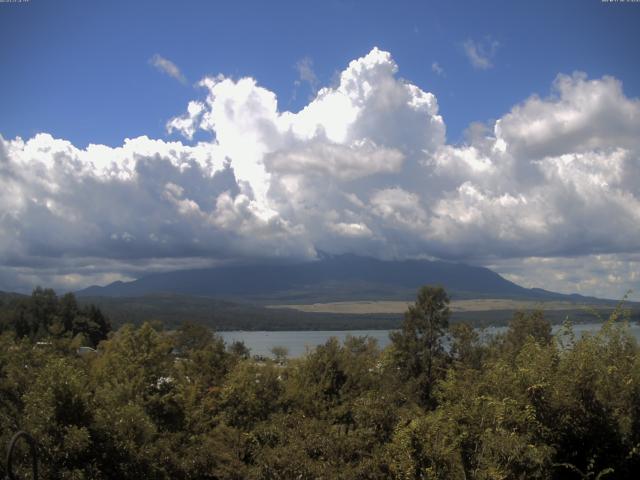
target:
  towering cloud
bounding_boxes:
[1,48,639,297]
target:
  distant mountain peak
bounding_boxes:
[74,255,606,304]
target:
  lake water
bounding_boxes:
[220,322,640,358]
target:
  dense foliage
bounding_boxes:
[1,286,639,479]
[0,288,111,347]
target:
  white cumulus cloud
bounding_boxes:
[1,47,639,299]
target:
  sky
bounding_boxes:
[1,0,639,300]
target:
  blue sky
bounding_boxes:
[1,0,640,300]
[2,0,638,147]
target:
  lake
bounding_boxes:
[220,322,640,358]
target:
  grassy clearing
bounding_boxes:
[267,299,608,315]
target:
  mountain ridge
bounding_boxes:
[77,254,608,304]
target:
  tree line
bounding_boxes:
[0,287,111,347]
[0,286,639,479]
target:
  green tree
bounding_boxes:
[174,321,215,354]
[220,360,284,430]
[390,285,450,406]
[22,357,98,479]
[270,345,289,364]
[500,310,552,357]
[449,322,484,370]
[228,340,251,360]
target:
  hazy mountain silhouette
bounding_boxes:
[77,254,602,303]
